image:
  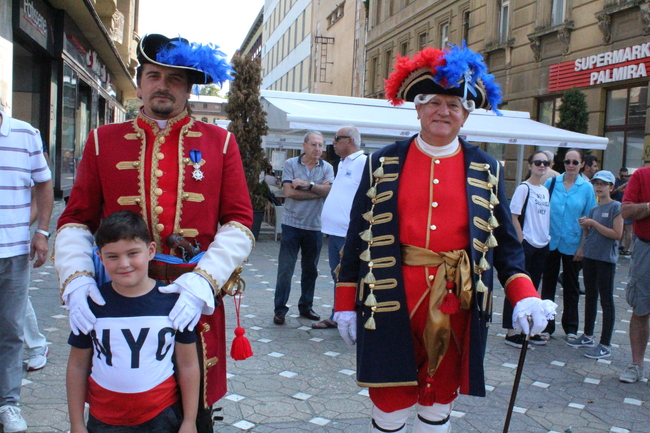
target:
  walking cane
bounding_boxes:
[503,318,532,433]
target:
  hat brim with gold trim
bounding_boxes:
[137,34,232,86]
[385,43,502,114]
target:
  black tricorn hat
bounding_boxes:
[137,34,232,86]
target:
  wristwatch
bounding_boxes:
[308,181,315,190]
[35,229,50,239]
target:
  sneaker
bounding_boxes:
[584,344,611,359]
[26,345,49,371]
[529,334,547,346]
[567,333,595,347]
[620,363,644,383]
[504,333,526,348]
[0,405,27,432]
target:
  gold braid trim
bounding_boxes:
[131,119,148,231]
[473,216,492,232]
[371,212,393,225]
[472,238,489,253]
[60,271,95,299]
[186,131,202,138]
[193,268,218,295]
[372,300,400,313]
[471,195,493,210]
[377,173,399,184]
[469,162,491,172]
[372,279,398,290]
[467,178,491,190]
[368,256,397,269]
[181,192,205,202]
[369,235,395,247]
[224,221,256,249]
[199,323,211,409]
[357,380,419,388]
[374,191,394,204]
[116,161,140,170]
[505,273,532,288]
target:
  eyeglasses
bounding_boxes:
[531,160,550,167]
[564,159,581,166]
[333,135,350,143]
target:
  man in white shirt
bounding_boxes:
[0,109,53,433]
[313,126,367,329]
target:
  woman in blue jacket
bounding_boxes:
[541,148,597,339]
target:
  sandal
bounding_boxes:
[311,319,338,329]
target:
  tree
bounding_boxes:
[226,54,269,212]
[198,84,225,98]
[124,98,141,120]
[555,87,589,172]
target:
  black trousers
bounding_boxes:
[541,249,581,336]
[502,240,549,329]
[583,258,616,346]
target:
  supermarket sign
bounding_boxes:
[549,42,650,92]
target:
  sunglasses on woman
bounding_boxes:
[564,159,581,166]
[532,160,550,167]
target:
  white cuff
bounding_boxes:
[513,297,557,322]
[175,272,215,315]
[61,275,97,305]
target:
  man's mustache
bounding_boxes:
[150,91,175,101]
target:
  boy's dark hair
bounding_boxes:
[95,211,152,249]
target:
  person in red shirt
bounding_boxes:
[619,166,650,383]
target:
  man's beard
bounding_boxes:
[149,91,176,117]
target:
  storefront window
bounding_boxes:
[604,85,648,172]
[61,64,78,193]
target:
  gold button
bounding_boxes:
[132,161,140,168]
[434,159,440,164]
[134,198,141,204]
[136,132,142,139]
[154,188,163,196]
[182,193,190,200]
[484,164,490,169]
[183,157,191,165]
[158,136,165,144]
[155,169,163,177]
[433,179,439,184]
[379,157,385,162]
[430,225,437,230]
[428,275,434,281]
[156,152,164,160]
[368,262,374,268]
[431,202,438,208]
[179,230,185,236]
[156,223,164,232]
[154,206,163,214]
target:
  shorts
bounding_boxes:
[626,239,650,317]
[87,403,182,433]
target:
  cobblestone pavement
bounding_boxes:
[14,200,650,432]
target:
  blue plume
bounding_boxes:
[157,41,234,86]
[435,42,502,114]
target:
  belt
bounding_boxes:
[400,245,473,378]
[148,260,197,284]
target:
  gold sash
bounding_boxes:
[401,244,473,377]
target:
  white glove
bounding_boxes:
[159,273,215,331]
[512,297,557,336]
[333,311,357,346]
[64,276,105,335]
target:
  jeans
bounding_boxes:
[326,235,346,320]
[24,297,47,356]
[0,255,30,406]
[87,403,182,433]
[541,249,581,335]
[274,225,323,315]
[583,258,616,346]
[502,240,549,329]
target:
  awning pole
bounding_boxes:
[516,145,525,185]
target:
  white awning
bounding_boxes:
[261,90,608,150]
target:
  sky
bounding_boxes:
[137,0,265,68]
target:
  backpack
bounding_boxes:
[517,183,531,230]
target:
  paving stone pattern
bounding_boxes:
[15,201,650,432]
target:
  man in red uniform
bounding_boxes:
[333,46,556,432]
[53,34,254,431]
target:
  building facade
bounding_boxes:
[0,0,138,198]
[189,94,228,125]
[261,0,314,92]
[363,0,649,173]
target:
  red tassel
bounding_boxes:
[230,327,253,360]
[420,377,436,406]
[230,293,253,360]
[438,282,460,315]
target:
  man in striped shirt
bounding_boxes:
[0,109,53,433]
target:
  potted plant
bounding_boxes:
[226,54,269,239]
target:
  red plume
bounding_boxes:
[384,47,446,106]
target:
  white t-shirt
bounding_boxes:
[509,182,551,248]
[321,150,367,237]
